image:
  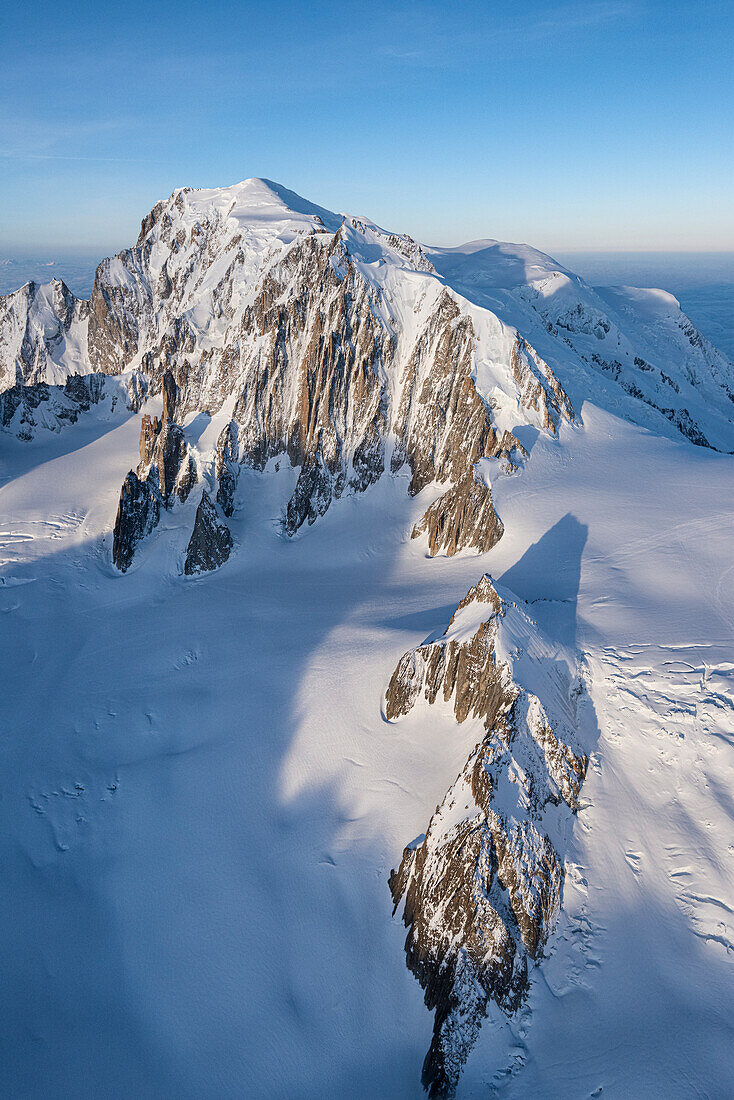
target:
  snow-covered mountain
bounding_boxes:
[0,180,732,1099]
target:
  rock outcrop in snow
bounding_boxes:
[411,470,504,557]
[112,471,161,573]
[184,490,233,575]
[0,372,105,440]
[387,575,589,1097]
[136,372,193,494]
[112,370,197,570]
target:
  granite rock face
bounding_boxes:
[135,371,194,505]
[391,292,524,496]
[112,370,197,570]
[2,179,733,462]
[184,491,233,575]
[111,471,161,573]
[0,182,578,538]
[411,470,505,557]
[386,576,589,1097]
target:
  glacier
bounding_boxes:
[0,179,732,1099]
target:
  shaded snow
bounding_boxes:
[0,392,732,1097]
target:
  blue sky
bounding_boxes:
[1,0,732,252]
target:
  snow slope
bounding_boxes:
[0,181,732,1098]
[1,398,731,1099]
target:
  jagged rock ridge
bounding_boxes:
[1,180,579,564]
[0,371,146,441]
[3,183,732,465]
[4,179,731,570]
[184,491,233,575]
[112,370,204,571]
[386,575,589,1097]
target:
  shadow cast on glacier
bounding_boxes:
[0,462,429,1099]
[500,512,588,648]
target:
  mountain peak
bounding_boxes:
[167,176,342,235]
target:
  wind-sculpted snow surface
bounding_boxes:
[387,576,590,1097]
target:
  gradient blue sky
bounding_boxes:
[1,0,732,252]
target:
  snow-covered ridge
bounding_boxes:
[386,574,592,1095]
[1,178,732,455]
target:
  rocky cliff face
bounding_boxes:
[184,491,233,575]
[386,575,589,1097]
[4,179,732,577]
[112,471,161,573]
[112,370,198,570]
[411,470,504,557]
[0,371,144,440]
[2,181,732,463]
[0,181,576,556]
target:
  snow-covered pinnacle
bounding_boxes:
[62,181,575,567]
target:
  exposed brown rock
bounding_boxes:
[161,368,177,422]
[386,577,588,1097]
[411,470,504,557]
[509,334,574,431]
[175,452,197,504]
[136,382,195,508]
[138,414,161,467]
[80,207,573,555]
[112,386,198,571]
[392,292,518,496]
[449,572,503,621]
[87,263,142,376]
[285,446,335,534]
[390,812,528,1098]
[139,419,188,505]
